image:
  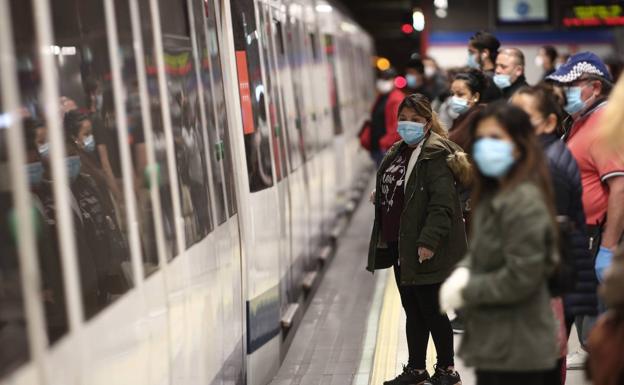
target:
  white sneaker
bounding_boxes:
[566,350,587,370]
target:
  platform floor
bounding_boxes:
[269,180,591,385]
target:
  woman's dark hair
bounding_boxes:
[398,93,447,138]
[469,31,500,64]
[63,110,89,141]
[23,117,44,152]
[515,84,563,126]
[542,45,558,64]
[453,68,487,98]
[468,101,556,219]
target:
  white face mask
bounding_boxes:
[376,79,394,94]
[424,66,436,79]
[534,56,544,68]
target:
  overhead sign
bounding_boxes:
[563,4,624,27]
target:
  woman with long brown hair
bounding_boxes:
[440,102,559,385]
[367,94,470,385]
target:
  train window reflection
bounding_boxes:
[114,0,160,275]
[160,0,213,249]
[10,0,69,345]
[204,0,237,216]
[231,0,275,193]
[193,0,226,225]
[138,0,178,259]
[53,0,134,318]
[0,98,30,376]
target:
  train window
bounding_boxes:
[137,0,178,259]
[285,18,309,161]
[230,0,275,193]
[9,0,70,347]
[159,0,213,249]
[114,0,161,275]
[49,0,135,318]
[204,0,237,216]
[193,0,227,225]
[323,34,343,135]
[0,97,31,376]
[309,33,318,61]
[258,5,285,181]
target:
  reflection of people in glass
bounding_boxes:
[0,135,29,376]
[36,116,131,319]
[23,118,68,343]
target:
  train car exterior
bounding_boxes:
[0,0,373,384]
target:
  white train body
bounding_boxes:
[0,0,374,384]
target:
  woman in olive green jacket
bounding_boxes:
[440,102,559,385]
[367,94,469,385]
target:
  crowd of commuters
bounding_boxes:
[363,31,624,385]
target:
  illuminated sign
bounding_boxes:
[563,4,624,27]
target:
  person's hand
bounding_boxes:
[596,246,614,282]
[418,247,434,263]
[440,267,470,313]
[369,189,376,204]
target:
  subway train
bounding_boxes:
[0,0,374,384]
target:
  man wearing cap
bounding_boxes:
[548,52,624,290]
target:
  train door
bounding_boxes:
[228,0,282,383]
[200,0,245,382]
[258,1,295,315]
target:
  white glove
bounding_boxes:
[440,267,470,313]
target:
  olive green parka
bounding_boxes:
[458,182,559,371]
[366,132,469,285]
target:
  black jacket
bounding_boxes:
[502,75,528,100]
[541,134,598,316]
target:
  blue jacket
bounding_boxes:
[541,134,598,316]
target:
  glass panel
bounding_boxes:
[50,0,134,318]
[285,16,308,162]
[230,0,274,193]
[159,0,212,249]
[324,34,343,136]
[9,0,70,346]
[258,5,286,181]
[193,0,226,225]
[114,0,161,276]
[138,0,178,259]
[204,0,237,215]
[0,96,30,376]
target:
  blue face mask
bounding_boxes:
[26,162,44,186]
[450,96,470,115]
[38,142,50,159]
[493,74,512,89]
[397,121,427,145]
[473,137,515,178]
[83,135,96,153]
[564,86,587,115]
[65,156,81,182]
[467,53,480,69]
[406,74,421,89]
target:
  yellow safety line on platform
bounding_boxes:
[369,272,437,384]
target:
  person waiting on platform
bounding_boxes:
[494,48,529,100]
[359,68,405,166]
[367,94,469,385]
[448,68,487,151]
[440,102,559,385]
[467,31,502,102]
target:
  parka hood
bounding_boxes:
[422,132,473,188]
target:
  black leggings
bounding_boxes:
[393,264,454,369]
[476,369,555,385]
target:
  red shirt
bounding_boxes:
[567,104,624,225]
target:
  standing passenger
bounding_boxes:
[360,69,405,166]
[535,45,558,80]
[467,31,502,102]
[448,69,487,151]
[512,85,595,383]
[494,48,529,100]
[440,102,559,385]
[367,94,468,385]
